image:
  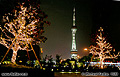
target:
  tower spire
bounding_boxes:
[73,7,75,26]
[71,7,77,59]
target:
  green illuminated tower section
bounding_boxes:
[71,7,77,59]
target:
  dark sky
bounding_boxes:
[39,0,120,59]
[39,0,93,59]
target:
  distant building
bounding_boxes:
[40,48,43,61]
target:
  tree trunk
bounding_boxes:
[100,58,103,69]
[11,50,18,63]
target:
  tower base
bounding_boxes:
[71,51,77,59]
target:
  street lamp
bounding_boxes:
[84,48,88,51]
[77,55,80,59]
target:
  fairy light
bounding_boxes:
[0,2,50,63]
[90,27,120,69]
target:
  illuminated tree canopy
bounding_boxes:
[89,27,120,69]
[0,1,50,63]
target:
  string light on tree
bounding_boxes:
[0,2,50,64]
[89,27,120,69]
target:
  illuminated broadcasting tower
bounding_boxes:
[71,7,77,59]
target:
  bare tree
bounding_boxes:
[89,27,120,69]
[0,2,50,64]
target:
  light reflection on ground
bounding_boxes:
[54,72,111,77]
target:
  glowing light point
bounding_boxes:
[84,48,88,51]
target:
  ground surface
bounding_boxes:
[54,72,111,77]
[0,64,54,77]
[0,64,119,77]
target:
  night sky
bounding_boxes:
[39,0,120,59]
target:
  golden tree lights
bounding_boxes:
[89,27,120,69]
[0,2,50,64]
